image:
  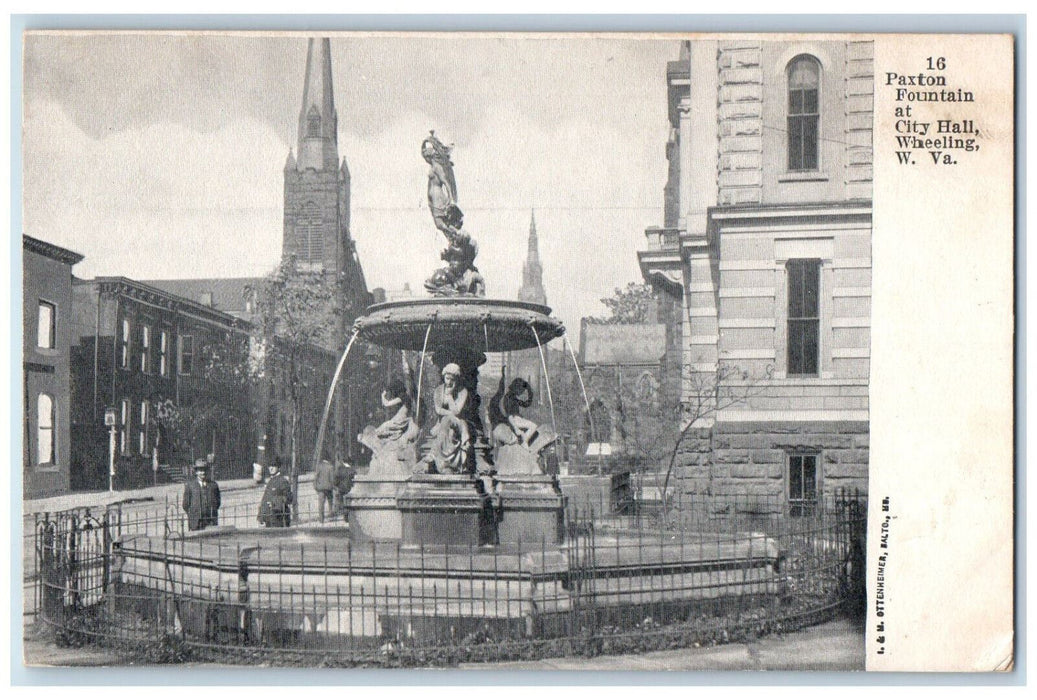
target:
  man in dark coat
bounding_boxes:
[259,462,292,527]
[333,460,356,520]
[183,459,221,531]
[313,459,336,523]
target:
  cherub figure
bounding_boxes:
[358,377,419,476]
[490,368,558,475]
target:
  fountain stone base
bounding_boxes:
[341,474,410,540]
[494,474,566,546]
[397,473,495,546]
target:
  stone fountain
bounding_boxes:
[338,132,567,547]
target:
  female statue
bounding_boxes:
[421,363,474,473]
[422,132,464,238]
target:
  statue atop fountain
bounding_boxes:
[421,131,485,297]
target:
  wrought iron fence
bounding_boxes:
[32,489,865,667]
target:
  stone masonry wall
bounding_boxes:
[678,420,868,513]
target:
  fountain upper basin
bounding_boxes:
[354,298,565,352]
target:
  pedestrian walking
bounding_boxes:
[258,462,292,527]
[314,458,336,523]
[182,458,221,531]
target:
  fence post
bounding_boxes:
[38,515,63,634]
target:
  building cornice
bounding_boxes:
[23,235,84,266]
[81,276,253,332]
[709,201,873,226]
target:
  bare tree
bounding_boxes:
[657,361,774,515]
[245,259,339,516]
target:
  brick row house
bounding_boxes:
[638,40,872,514]
[23,235,84,498]
[69,277,257,490]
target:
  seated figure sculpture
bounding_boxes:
[420,363,474,474]
[489,370,558,475]
[358,378,419,477]
[421,415,470,474]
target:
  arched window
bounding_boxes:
[297,201,323,266]
[37,394,54,465]
[787,55,820,171]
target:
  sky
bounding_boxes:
[22,32,678,339]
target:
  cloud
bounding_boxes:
[22,34,676,338]
[23,98,289,279]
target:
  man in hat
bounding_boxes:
[259,462,292,527]
[182,458,221,531]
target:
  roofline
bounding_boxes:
[77,276,251,329]
[23,235,85,266]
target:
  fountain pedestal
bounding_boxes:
[397,473,495,546]
[494,474,566,546]
[341,475,410,540]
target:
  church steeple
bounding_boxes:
[518,209,547,305]
[296,37,338,172]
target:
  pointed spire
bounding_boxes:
[527,209,540,259]
[284,148,296,171]
[518,208,547,305]
[296,37,339,171]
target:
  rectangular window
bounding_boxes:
[787,259,820,376]
[140,325,151,373]
[159,331,169,377]
[37,393,55,465]
[120,319,131,369]
[120,398,130,454]
[179,335,194,375]
[37,301,55,349]
[788,453,819,517]
[139,400,148,455]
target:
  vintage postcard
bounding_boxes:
[17,29,1014,674]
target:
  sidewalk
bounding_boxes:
[21,618,865,671]
[23,474,314,516]
[459,618,865,671]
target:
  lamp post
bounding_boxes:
[104,408,117,492]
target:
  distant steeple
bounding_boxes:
[295,37,339,171]
[518,209,547,305]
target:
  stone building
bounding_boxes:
[69,277,258,490]
[23,235,84,498]
[637,40,872,513]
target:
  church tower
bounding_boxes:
[282,37,371,460]
[282,37,360,300]
[517,210,547,305]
